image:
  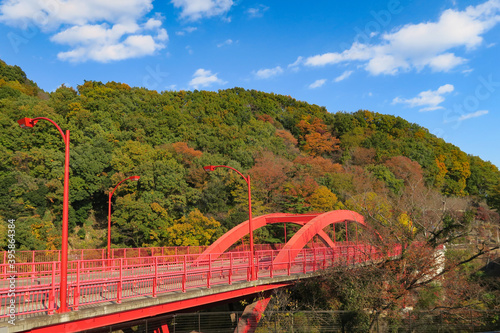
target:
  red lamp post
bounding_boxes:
[17,117,70,313]
[203,165,256,280]
[107,175,140,259]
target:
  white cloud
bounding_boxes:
[51,22,167,62]
[171,0,233,21]
[0,0,167,62]
[0,0,154,31]
[303,0,500,75]
[427,53,465,71]
[246,4,269,18]
[309,79,327,89]
[288,56,304,72]
[305,43,372,67]
[217,39,233,47]
[392,84,454,111]
[189,68,226,89]
[459,110,489,120]
[176,26,197,36]
[334,70,353,82]
[253,66,284,79]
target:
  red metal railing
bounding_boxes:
[0,244,295,264]
[0,244,402,319]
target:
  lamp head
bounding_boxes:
[130,176,140,181]
[18,117,38,128]
[203,165,217,172]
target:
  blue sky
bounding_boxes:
[0,0,499,167]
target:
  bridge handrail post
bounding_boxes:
[153,257,158,297]
[229,252,233,285]
[256,252,260,278]
[322,248,326,270]
[313,248,317,272]
[207,254,211,289]
[117,258,122,303]
[49,261,55,315]
[302,250,306,274]
[247,252,251,281]
[31,260,36,283]
[74,260,80,310]
[270,251,274,278]
[287,250,291,275]
[182,255,187,292]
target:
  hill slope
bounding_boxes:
[0,60,499,250]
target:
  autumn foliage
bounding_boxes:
[0,59,498,259]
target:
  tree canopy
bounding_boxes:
[0,59,499,251]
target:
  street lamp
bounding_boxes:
[203,165,256,280]
[108,175,140,259]
[17,117,70,313]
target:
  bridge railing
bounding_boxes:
[0,244,402,319]
[0,244,295,264]
[0,246,211,264]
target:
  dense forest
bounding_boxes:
[0,58,499,251]
[1,58,500,330]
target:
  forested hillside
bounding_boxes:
[1,59,499,251]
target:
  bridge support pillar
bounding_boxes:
[234,297,271,333]
[153,322,170,333]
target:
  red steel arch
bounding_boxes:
[197,213,338,262]
[198,210,372,264]
[272,210,366,265]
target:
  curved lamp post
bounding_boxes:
[203,165,256,280]
[108,175,140,259]
[17,117,70,313]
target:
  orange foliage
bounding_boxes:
[250,151,294,203]
[296,116,340,156]
[172,142,202,165]
[275,129,299,151]
[347,165,388,195]
[294,155,343,178]
[351,147,376,165]
[284,174,319,203]
[257,114,274,124]
[384,156,423,185]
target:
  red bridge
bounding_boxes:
[0,210,401,333]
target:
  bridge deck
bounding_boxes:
[0,244,401,332]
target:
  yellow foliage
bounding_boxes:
[346,192,392,223]
[6,80,28,94]
[397,212,416,234]
[150,202,169,218]
[308,186,338,212]
[414,129,426,139]
[166,209,221,246]
[31,219,59,250]
[435,154,447,188]
[450,149,471,196]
